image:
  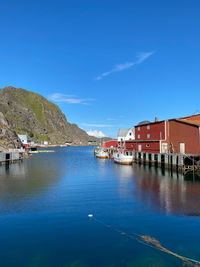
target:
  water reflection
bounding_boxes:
[0,153,63,203]
[115,163,200,217]
[0,147,199,267]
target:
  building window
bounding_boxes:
[146,144,150,148]
[138,126,140,131]
[147,133,150,139]
[147,125,150,130]
[129,132,132,136]
[138,134,140,139]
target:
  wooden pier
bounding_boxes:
[133,151,200,174]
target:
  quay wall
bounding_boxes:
[134,151,185,171]
[133,151,200,174]
[0,152,24,165]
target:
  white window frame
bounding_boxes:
[147,124,150,130]
[138,134,140,139]
[147,133,150,139]
[138,126,140,131]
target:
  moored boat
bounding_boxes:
[96,149,108,159]
[28,147,38,154]
[113,150,134,165]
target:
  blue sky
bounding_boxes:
[0,0,200,137]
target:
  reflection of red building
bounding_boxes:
[133,166,200,216]
[101,140,118,148]
[125,114,200,155]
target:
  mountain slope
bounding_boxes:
[0,86,94,145]
[0,112,22,151]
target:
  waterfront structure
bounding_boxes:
[88,140,97,145]
[18,135,28,146]
[168,115,200,155]
[117,128,135,142]
[0,151,24,165]
[101,140,118,148]
[125,114,200,155]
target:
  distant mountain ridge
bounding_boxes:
[0,86,98,145]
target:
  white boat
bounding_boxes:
[96,149,108,159]
[114,151,134,165]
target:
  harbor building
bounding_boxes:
[125,114,200,155]
[117,128,135,142]
[18,135,28,146]
[101,140,118,148]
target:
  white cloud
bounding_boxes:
[87,130,106,138]
[48,93,94,105]
[95,51,154,80]
[81,123,113,127]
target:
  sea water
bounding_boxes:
[0,146,199,267]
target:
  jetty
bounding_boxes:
[133,151,200,174]
[96,114,200,175]
[0,151,24,165]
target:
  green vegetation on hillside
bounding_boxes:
[0,86,97,145]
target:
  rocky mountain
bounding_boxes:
[0,86,98,145]
[0,112,22,151]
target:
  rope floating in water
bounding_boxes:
[89,215,200,267]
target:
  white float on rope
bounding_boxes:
[88,214,93,218]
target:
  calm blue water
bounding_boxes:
[0,146,200,267]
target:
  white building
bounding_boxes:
[117,128,135,142]
[18,135,28,145]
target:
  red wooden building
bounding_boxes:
[101,140,118,148]
[125,114,200,155]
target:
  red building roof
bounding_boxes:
[178,114,200,126]
[101,140,117,148]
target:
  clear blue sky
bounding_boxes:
[0,0,200,137]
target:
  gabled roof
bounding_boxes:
[170,119,200,127]
[178,114,200,120]
[18,134,27,140]
[180,119,200,126]
[178,114,200,126]
[138,120,151,125]
[132,114,200,129]
[168,114,200,127]
[118,128,133,137]
[135,120,165,127]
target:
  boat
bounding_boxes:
[39,145,45,148]
[113,150,134,165]
[28,147,38,154]
[96,149,108,159]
